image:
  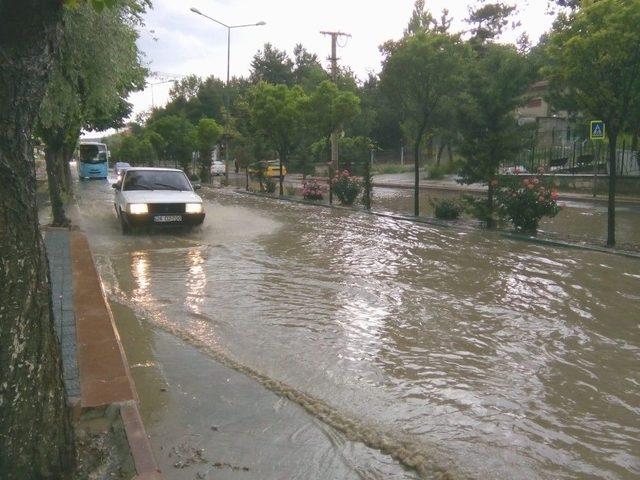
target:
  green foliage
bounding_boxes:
[496,175,561,232]
[148,115,196,169]
[331,170,362,206]
[543,0,640,137]
[264,177,277,193]
[429,198,464,219]
[38,1,147,147]
[380,29,468,161]
[426,163,446,180]
[250,43,295,86]
[457,44,533,187]
[308,81,361,139]
[461,194,494,223]
[249,82,308,166]
[339,136,373,173]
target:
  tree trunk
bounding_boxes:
[436,142,446,167]
[61,131,79,193]
[45,144,70,227]
[414,136,421,217]
[200,150,211,184]
[279,152,285,197]
[487,180,496,229]
[0,2,74,478]
[607,131,617,247]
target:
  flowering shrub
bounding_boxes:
[496,174,560,233]
[331,170,361,205]
[302,180,324,200]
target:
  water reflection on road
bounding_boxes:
[75,178,640,480]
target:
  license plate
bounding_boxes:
[154,215,182,223]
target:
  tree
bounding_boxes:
[1,1,73,478]
[196,118,223,182]
[148,115,196,170]
[457,43,533,225]
[250,43,295,86]
[467,2,517,44]
[308,80,361,167]
[169,74,202,101]
[293,44,329,92]
[37,1,146,226]
[544,0,640,247]
[249,82,308,195]
[380,30,468,216]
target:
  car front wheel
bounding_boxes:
[119,210,131,235]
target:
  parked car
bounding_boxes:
[248,160,287,178]
[210,160,226,176]
[499,165,529,175]
[113,167,205,234]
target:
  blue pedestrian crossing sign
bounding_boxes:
[590,120,605,140]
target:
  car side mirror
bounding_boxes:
[193,184,201,190]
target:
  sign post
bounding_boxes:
[590,120,605,196]
[590,120,605,140]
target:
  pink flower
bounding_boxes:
[551,190,559,200]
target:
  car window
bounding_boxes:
[123,170,193,191]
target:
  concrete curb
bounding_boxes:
[70,231,163,479]
[233,190,640,260]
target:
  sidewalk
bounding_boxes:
[259,172,640,207]
[44,226,163,480]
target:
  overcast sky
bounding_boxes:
[126,0,557,122]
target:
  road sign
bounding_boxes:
[590,120,605,140]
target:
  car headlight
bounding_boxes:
[128,203,148,214]
[185,203,203,214]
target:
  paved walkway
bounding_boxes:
[44,228,80,399]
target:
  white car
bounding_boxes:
[113,167,205,234]
[210,160,226,176]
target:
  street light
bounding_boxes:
[190,7,266,183]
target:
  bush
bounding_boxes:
[426,163,446,180]
[331,170,361,205]
[302,180,324,200]
[461,194,494,223]
[264,177,276,193]
[430,198,463,220]
[496,174,560,233]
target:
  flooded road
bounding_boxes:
[74,178,640,479]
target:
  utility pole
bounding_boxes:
[320,30,350,171]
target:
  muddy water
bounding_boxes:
[75,179,640,479]
[370,188,640,249]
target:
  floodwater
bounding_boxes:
[73,178,640,480]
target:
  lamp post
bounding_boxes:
[190,7,265,184]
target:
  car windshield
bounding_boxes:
[123,170,192,191]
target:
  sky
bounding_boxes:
[125,0,558,124]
